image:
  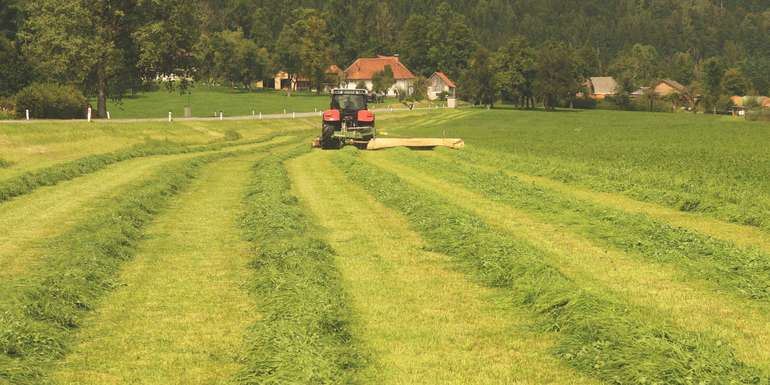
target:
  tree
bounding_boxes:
[275,9,332,95]
[206,29,269,89]
[609,44,660,89]
[493,37,536,108]
[133,0,201,93]
[721,68,750,96]
[535,42,581,111]
[372,65,395,94]
[669,52,695,86]
[21,0,200,118]
[0,34,27,96]
[700,57,724,113]
[460,48,496,107]
[398,14,432,76]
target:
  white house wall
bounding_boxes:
[343,79,415,97]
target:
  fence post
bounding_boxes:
[87,107,92,122]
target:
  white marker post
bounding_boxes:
[87,107,92,122]
[292,112,295,119]
[219,111,223,121]
[107,111,111,120]
[25,109,29,120]
[168,111,172,122]
[259,112,262,120]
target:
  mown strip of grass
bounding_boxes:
[0,129,303,204]
[334,148,766,385]
[394,149,770,302]
[0,141,296,385]
[456,146,770,231]
[237,145,365,385]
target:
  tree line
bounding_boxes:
[1,0,768,116]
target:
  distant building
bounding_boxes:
[583,77,618,99]
[342,55,416,96]
[258,65,342,91]
[652,79,687,96]
[427,72,456,100]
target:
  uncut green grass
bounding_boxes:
[97,87,326,119]
[333,148,766,385]
[383,108,770,231]
[101,86,418,119]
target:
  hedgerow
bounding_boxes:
[237,145,365,385]
[393,149,770,302]
[333,148,767,385]
[0,129,304,204]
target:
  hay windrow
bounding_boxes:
[334,148,767,385]
[236,145,366,385]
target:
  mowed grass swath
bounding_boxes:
[1,108,770,384]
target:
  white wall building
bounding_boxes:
[342,55,416,97]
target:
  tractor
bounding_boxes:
[313,88,465,150]
[318,89,373,149]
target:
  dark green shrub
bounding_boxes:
[14,83,87,119]
[0,159,11,168]
[571,97,597,109]
[746,109,770,121]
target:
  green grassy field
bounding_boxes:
[98,86,416,119]
[1,108,770,384]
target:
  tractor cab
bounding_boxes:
[319,89,376,149]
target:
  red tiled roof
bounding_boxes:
[344,56,416,80]
[432,72,456,88]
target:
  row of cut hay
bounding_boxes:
[394,149,770,303]
[333,148,766,385]
[456,147,770,230]
[0,129,299,204]
[0,141,296,385]
[237,145,365,385]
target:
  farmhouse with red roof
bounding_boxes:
[342,55,416,96]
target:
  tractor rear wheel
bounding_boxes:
[321,124,340,149]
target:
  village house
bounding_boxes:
[652,79,686,96]
[257,65,343,91]
[583,76,618,99]
[342,55,416,96]
[427,72,456,100]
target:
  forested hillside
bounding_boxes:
[1,0,768,114]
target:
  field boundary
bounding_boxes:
[0,106,456,124]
